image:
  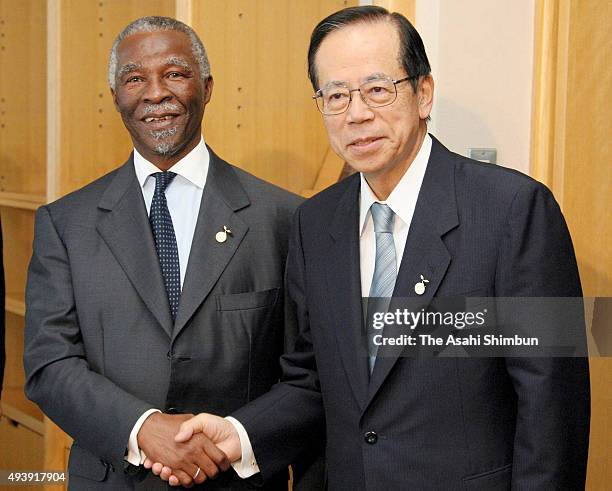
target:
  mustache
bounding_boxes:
[142,102,181,115]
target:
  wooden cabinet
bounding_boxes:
[0,414,45,491]
[0,0,48,484]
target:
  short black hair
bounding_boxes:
[307,5,431,93]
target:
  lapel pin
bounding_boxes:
[215,225,232,243]
[414,275,429,295]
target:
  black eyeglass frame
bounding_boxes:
[312,75,417,115]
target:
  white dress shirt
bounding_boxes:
[359,133,431,296]
[134,137,209,288]
[126,137,209,465]
[229,134,433,477]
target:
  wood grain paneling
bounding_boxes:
[192,0,354,194]
[0,9,46,474]
[373,0,415,21]
[1,207,34,304]
[0,0,46,198]
[1,313,43,423]
[530,0,560,187]
[562,1,611,298]
[561,2,611,490]
[0,417,45,490]
[532,1,611,488]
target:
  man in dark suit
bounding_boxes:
[24,16,308,490]
[164,6,591,490]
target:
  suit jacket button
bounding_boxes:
[364,431,378,444]
[167,407,178,414]
[166,350,173,360]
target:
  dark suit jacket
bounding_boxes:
[233,136,591,490]
[24,148,308,490]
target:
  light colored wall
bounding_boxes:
[416,0,535,173]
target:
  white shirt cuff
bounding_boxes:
[225,416,260,478]
[125,408,161,465]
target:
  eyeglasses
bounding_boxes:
[312,75,415,115]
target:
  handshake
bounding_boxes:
[137,412,242,487]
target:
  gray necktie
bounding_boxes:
[367,203,397,373]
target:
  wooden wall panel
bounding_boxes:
[1,313,42,422]
[532,1,611,488]
[56,0,175,197]
[192,0,354,194]
[0,417,44,484]
[0,0,46,198]
[560,2,611,489]
[0,207,34,307]
[373,0,415,21]
[562,1,611,299]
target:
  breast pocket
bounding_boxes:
[213,287,284,403]
[215,287,280,311]
[463,463,512,491]
[441,287,494,314]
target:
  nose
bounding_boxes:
[142,77,172,104]
[346,89,375,124]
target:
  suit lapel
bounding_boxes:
[325,175,370,410]
[172,149,250,341]
[96,157,174,337]
[366,137,459,405]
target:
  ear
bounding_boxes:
[203,76,214,105]
[417,74,434,120]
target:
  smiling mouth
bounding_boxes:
[143,115,179,123]
[350,137,382,147]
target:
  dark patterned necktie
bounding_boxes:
[149,172,180,320]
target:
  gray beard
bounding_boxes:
[149,127,178,155]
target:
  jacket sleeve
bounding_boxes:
[495,181,590,489]
[232,205,326,481]
[24,205,153,465]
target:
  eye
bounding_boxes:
[126,76,143,84]
[364,82,395,104]
[368,85,391,95]
[325,90,348,102]
[168,72,184,79]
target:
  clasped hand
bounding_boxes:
[141,413,241,487]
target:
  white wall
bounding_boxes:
[416,0,535,173]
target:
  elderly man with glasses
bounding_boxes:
[152,6,590,490]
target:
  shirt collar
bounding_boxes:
[359,133,432,236]
[133,136,209,189]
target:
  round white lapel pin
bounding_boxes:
[414,275,429,295]
[215,225,232,243]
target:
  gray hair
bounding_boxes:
[108,16,210,90]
